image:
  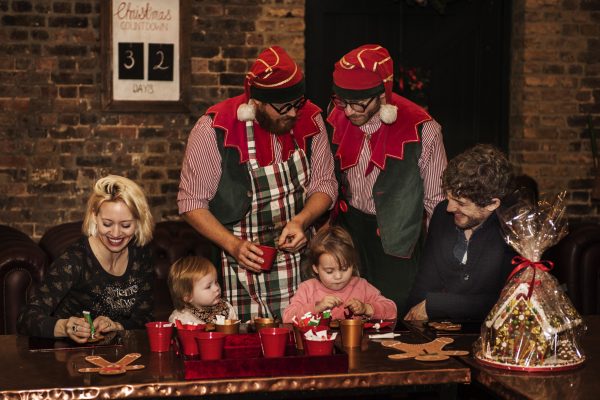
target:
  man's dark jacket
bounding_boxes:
[407,200,516,320]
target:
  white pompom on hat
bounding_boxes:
[379,103,398,124]
[332,44,398,124]
[236,102,255,122]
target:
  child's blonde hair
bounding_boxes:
[305,226,360,279]
[168,256,217,310]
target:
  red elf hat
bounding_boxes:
[332,44,397,124]
[238,46,305,121]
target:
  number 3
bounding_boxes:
[123,50,135,70]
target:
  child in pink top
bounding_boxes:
[283,226,396,322]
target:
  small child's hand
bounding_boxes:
[315,295,342,313]
[345,299,373,317]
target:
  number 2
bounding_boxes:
[153,50,169,71]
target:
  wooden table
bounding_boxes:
[0,324,470,399]
[405,315,600,400]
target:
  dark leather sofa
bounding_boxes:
[544,223,600,315]
[0,220,214,335]
[0,225,47,335]
[1,221,599,335]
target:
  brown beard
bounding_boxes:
[453,212,489,231]
[348,97,381,127]
[255,105,298,134]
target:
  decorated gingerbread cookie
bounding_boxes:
[381,337,469,362]
[78,353,145,375]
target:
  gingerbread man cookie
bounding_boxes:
[381,337,469,361]
[78,353,145,375]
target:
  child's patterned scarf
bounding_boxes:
[185,299,230,323]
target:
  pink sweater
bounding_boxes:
[283,277,397,323]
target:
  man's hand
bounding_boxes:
[315,295,343,313]
[404,300,428,321]
[277,219,307,252]
[277,192,333,252]
[230,238,265,273]
[345,298,373,317]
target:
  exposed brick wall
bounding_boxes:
[1,0,598,240]
[0,0,305,239]
[510,0,600,225]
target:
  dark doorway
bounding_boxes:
[305,0,512,159]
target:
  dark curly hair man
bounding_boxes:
[442,144,514,208]
[405,144,517,321]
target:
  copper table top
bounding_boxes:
[0,324,470,399]
[405,315,600,400]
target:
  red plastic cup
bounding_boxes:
[180,322,206,331]
[304,337,335,356]
[195,332,226,360]
[257,245,277,271]
[177,325,205,357]
[145,322,173,353]
[259,327,290,358]
[294,325,328,350]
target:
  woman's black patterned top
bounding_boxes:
[17,236,154,337]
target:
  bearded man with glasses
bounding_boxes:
[178,46,337,321]
[326,44,447,315]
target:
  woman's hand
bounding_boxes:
[59,317,91,343]
[93,315,123,334]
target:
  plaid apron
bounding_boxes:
[222,123,310,321]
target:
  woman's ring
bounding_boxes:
[72,325,77,333]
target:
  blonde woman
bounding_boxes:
[18,175,155,343]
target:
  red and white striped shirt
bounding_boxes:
[342,115,446,220]
[178,114,338,214]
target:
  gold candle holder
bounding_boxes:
[214,319,241,335]
[254,317,277,331]
[340,319,363,348]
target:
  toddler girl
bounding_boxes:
[168,256,237,324]
[283,226,396,322]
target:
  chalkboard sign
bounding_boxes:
[101,0,189,112]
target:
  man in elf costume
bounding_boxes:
[178,46,337,321]
[327,44,447,314]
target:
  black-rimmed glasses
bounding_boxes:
[269,97,307,115]
[331,95,377,113]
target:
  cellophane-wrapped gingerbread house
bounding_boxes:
[474,192,586,371]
